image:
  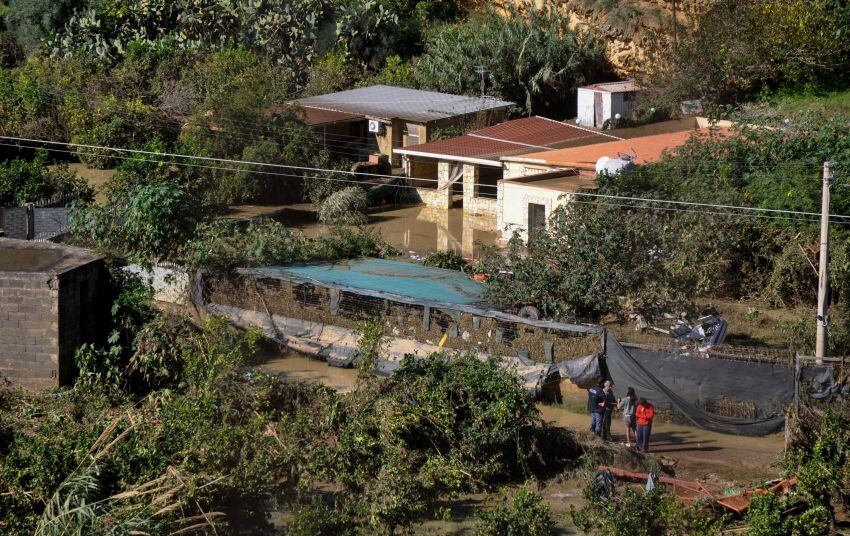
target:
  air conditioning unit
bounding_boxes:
[368,119,383,134]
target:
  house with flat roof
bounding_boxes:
[393,116,609,215]
[497,127,728,242]
[288,85,513,164]
[576,80,643,128]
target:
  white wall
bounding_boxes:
[576,88,596,126]
[124,264,190,304]
[499,182,571,242]
[610,93,637,123]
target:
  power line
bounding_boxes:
[5,136,850,224]
[570,191,850,220]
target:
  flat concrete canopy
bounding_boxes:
[249,258,487,306]
[0,238,102,274]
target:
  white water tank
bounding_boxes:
[595,155,635,176]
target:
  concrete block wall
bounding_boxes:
[33,207,70,240]
[2,208,28,239]
[0,273,60,389]
[0,259,109,389]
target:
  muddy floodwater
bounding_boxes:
[269,204,501,259]
[261,351,785,484]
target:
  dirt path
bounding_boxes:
[538,405,785,484]
[262,352,786,534]
[264,353,785,485]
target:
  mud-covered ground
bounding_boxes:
[262,351,786,534]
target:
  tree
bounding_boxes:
[417,2,606,117]
[3,0,85,54]
[0,150,93,206]
[70,180,202,265]
[639,0,850,106]
[479,203,696,321]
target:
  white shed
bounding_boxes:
[576,81,641,128]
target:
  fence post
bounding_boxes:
[25,203,35,240]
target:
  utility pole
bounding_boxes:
[816,161,834,362]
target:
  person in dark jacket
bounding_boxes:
[587,382,605,436]
[601,380,616,440]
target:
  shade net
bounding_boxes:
[604,334,789,436]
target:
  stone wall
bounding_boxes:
[204,272,603,363]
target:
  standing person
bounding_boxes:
[601,380,616,440]
[587,382,605,436]
[617,387,638,447]
[635,398,655,452]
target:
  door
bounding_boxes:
[594,92,603,127]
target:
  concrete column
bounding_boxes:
[462,164,477,210]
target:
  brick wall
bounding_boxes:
[0,273,60,389]
[0,260,109,389]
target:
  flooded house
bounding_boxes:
[498,127,726,242]
[287,85,513,164]
[394,116,609,214]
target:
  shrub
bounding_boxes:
[67,95,167,168]
[181,218,397,274]
[70,179,203,265]
[3,0,83,54]
[477,483,554,536]
[422,250,469,272]
[0,151,93,206]
[318,186,369,225]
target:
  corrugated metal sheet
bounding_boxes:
[473,116,595,145]
[397,134,530,160]
[291,85,513,123]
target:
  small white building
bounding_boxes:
[576,81,642,128]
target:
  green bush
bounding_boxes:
[422,250,469,272]
[0,151,93,206]
[3,0,84,54]
[67,95,166,168]
[70,179,202,264]
[477,483,554,536]
[181,217,396,274]
[318,185,369,225]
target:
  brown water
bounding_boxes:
[262,352,358,392]
[262,351,784,483]
[277,204,501,259]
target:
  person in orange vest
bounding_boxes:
[635,398,655,452]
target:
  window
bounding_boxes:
[528,203,546,233]
[404,124,420,146]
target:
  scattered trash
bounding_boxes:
[598,465,797,512]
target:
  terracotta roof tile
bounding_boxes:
[395,116,600,161]
[504,128,729,170]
